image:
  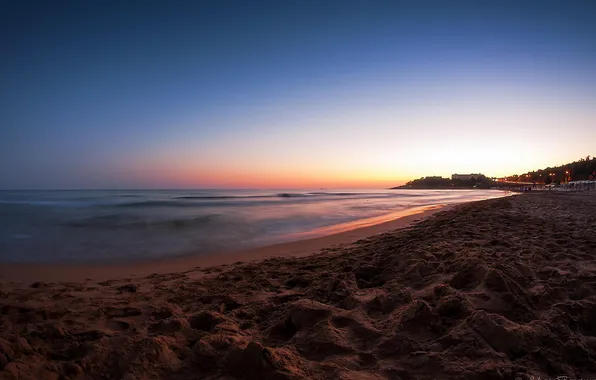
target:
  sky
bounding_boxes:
[2,0,596,189]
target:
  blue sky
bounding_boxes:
[2,0,596,188]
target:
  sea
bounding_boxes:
[0,189,508,263]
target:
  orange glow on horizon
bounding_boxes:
[112,160,411,189]
[168,170,410,189]
[112,151,596,189]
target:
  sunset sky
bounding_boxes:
[2,0,596,189]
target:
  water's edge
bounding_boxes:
[0,189,509,263]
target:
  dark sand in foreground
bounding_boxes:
[1,193,596,379]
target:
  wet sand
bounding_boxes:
[1,192,596,379]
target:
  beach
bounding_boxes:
[1,192,596,379]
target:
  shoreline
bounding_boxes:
[0,203,452,284]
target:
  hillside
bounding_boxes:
[392,175,492,189]
[504,156,596,184]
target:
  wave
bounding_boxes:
[276,193,313,198]
[176,193,316,200]
[174,195,268,200]
[0,200,92,207]
[176,192,382,200]
[113,193,334,208]
[64,214,224,229]
[307,192,373,196]
[179,193,314,199]
[114,200,189,208]
[0,191,432,210]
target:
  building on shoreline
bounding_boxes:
[451,173,483,181]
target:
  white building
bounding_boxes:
[451,173,483,181]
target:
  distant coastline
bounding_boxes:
[391,173,493,190]
[394,156,596,190]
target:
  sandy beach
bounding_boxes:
[1,192,596,379]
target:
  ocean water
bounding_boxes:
[0,189,507,263]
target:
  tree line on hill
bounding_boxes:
[394,174,493,189]
[393,156,595,190]
[504,156,596,184]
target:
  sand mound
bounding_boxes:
[1,192,596,379]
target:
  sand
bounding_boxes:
[1,192,596,379]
